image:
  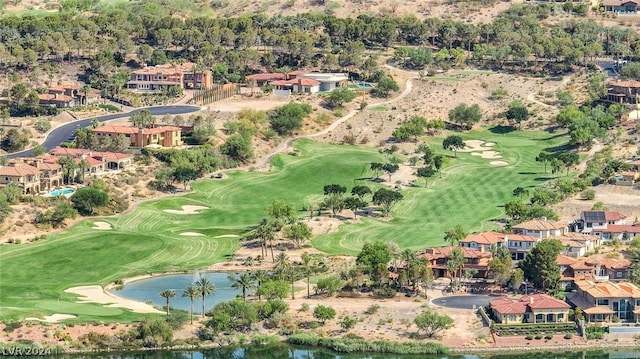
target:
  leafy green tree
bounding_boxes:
[370,162,384,179]
[182,285,199,324]
[313,305,336,324]
[448,103,482,130]
[1,128,29,152]
[315,275,343,296]
[34,119,52,133]
[372,188,403,216]
[392,116,427,141]
[195,275,216,316]
[172,166,199,189]
[70,187,109,215]
[269,102,312,135]
[326,87,356,108]
[264,200,297,230]
[48,202,78,228]
[372,76,399,98]
[283,222,313,248]
[416,166,436,187]
[442,135,465,157]
[159,289,176,315]
[32,144,46,157]
[535,151,552,173]
[221,133,253,163]
[356,241,393,286]
[204,299,258,334]
[323,184,347,195]
[488,247,513,286]
[510,268,524,293]
[556,90,574,107]
[519,239,563,292]
[343,196,367,219]
[414,311,454,338]
[505,100,529,128]
[228,273,256,302]
[382,162,399,182]
[512,187,529,198]
[351,185,371,200]
[130,109,155,128]
[444,225,466,246]
[256,280,289,301]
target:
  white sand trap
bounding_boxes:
[459,140,484,152]
[25,314,77,323]
[65,286,163,314]
[490,160,509,166]
[470,152,482,156]
[484,142,496,147]
[180,232,205,236]
[214,234,240,238]
[479,151,502,159]
[163,205,209,215]
[92,221,112,230]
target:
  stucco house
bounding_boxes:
[419,246,491,278]
[489,294,571,324]
[127,62,213,92]
[459,231,506,252]
[605,79,640,104]
[602,0,640,13]
[567,280,640,323]
[0,161,42,194]
[92,126,182,148]
[512,219,567,238]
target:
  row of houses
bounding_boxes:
[0,147,133,194]
[489,280,640,324]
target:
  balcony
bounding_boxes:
[594,275,610,282]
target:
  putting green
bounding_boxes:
[0,131,568,321]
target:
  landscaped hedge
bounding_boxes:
[493,322,577,336]
[287,333,449,354]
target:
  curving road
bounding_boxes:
[4,105,201,159]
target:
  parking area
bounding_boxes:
[431,295,496,309]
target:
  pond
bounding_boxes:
[109,272,241,314]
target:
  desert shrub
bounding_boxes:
[544,333,553,340]
[581,189,596,200]
[564,333,573,339]
[287,333,449,354]
[365,304,380,315]
[525,334,534,340]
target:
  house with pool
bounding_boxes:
[0,159,63,194]
[489,294,571,324]
[567,280,640,323]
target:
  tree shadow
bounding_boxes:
[518,172,538,175]
[534,176,557,181]
[544,143,576,154]
[488,125,516,134]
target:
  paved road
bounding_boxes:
[431,295,495,309]
[596,59,619,78]
[4,105,201,159]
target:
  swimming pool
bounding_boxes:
[47,188,75,197]
[353,81,374,89]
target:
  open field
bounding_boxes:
[0,132,568,321]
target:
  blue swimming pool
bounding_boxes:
[354,81,374,88]
[47,188,75,197]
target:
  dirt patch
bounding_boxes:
[25,314,77,323]
[206,100,290,112]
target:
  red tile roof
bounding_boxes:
[246,73,285,81]
[490,294,569,315]
[603,224,640,234]
[460,231,505,245]
[93,126,181,135]
[419,246,491,261]
[557,254,576,266]
[512,219,566,231]
[605,211,628,222]
[0,163,39,176]
[289,78,321,86]
[611,79,640,88]
[505,234,539,242]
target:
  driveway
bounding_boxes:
[431,295,495,309]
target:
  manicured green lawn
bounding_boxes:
[0,130,568,321]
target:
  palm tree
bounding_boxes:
[228,272,256,302]
[444,225,466,246]
[273,251,291,278]
[159,289,176,315]
[182,285,199,324]
[78,158,90,183]
[81,84,91,108]
[252,270,269,301]
[195,275,215,316]
[254,218,274,259]
[56,156,76,185]
[301,252,314,298]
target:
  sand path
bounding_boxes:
[25,314,77,323]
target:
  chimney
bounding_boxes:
[529,296,534,304]
[542,217,547,222]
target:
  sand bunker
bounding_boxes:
[92,221,112,230]
[163,205,209,215]
[484,142,496,147]
[65,286,163,314]
[479,151,502,159]
[180,232,205,236]
[214,234,241,238]
[490,160,509,166]
[458,140,483,152]
[25,314,77,323]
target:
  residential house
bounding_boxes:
[574,211,627,235]
[48,147,133,171]
[419,246,491,278]
[38,93,76,108]
[505,234,540,260]
[558,255,632,288]
[511,219,566,238]
[26,159,62,192]
[567,280,640,323]
[458,231,506,252]
[0,161,41,194]
[92,126,182,148]
[600,224,640,241]
[127,62,213,92]
[551,233,600,257]
[605,80,640,104]
[270,78,321,94]
[489,294,571,324]
[38,82,99,108]
[298,73,349,91]
[615,171,639,186]
[602,0,640,13]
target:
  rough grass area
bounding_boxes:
[0,131,568,321]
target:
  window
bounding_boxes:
[557,313,564,319]
[597,299,609,305]
[508,315,516,322]
[617,271,623,278]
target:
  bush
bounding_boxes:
[534,334,543,340]
[525,334,534,340]
[581,189,596,200]
[372,286,396,299]
[544,333,553,340]
[287,333,449,354]
[564,333,573,339]
[365,304,380,315]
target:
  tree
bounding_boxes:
[433,155,446,177]
[159,289,176,316]
[205,299,258,334]
[372,76,399,98]
[221,133,253,163]
[519,239,563,292]
[48,202,78,228]
[356,241,393,286]
[130,109,155,128]
[488,247,513,287]
[370,162,384,179]
[536,151,552,173]
[351,185,371,200]
[301,252,316,298]
[315,276,343,296]
[448,103,482,130]
[228,273,256,302]
[283,222,313,248]
[313,305,336,324]
[382,162,399,182]
[505,100,529,128]
[510,268,524,293]
[32,144,45,157]
[326,87,356,108]
[414,311,454,338]
[442,135,465,157]
[70,187,109,215]
[173,166,199,189]
[372,188,403,216]
[269,102,312,135]
[195,275,216,316]
[323,184,347,195]
[182,285,199,324]
[512,187,529,198]
[321,193,344,217]
[256,280,289,301]
[416,166,436,187]
[444,225,466,246]
[343,196,367,219]
[57,156,76,185]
